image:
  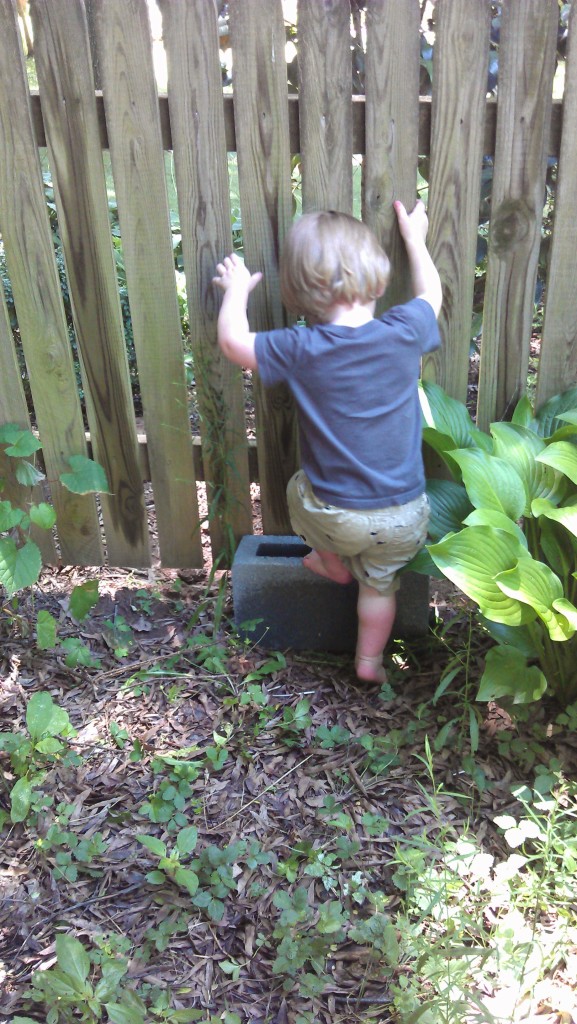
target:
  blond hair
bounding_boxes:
[280,210,390,323]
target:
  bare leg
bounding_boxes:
[355,583,396,684]
[303,548,354,584]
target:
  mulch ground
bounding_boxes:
[1,557,576,1021]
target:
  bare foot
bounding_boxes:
[355,654,388,684]
[303,549,353,584]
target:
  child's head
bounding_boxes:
[280,210,390,323]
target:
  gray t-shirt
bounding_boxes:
[254,297,440,509]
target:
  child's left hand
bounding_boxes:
[213,252,263,295]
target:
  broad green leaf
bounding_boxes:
[15,460,45,486]
[55,933,90,988]
[136,834,167,858]
[176,825,198,856]
[511,393,535,428]
[534,387,577,438]
[35,737,65,755]
[552,597,577,629]
[0,536,41,594]
[448,449,526,520]
[29,502,57,530]
[0,500,25,531]
[477,616,540,658]
[532,497,577,539]
[477,646,547,704]
[490,422,565,509]
[3,429,42,458]
[463,508,527,547]
[536,441,577,487]
[495,560,575,641]
[428,527,537,626]
[60,455,110,495]
[105,1005,146,1024]
[69,579,100,621]
[0,423,26,445]
[538,515,576,579]
[426,477,473,539]
[174,866,199,895]
[27,691,71,741]
[403,544,444,577]
[420,381,491,450]
[10,776,33,822]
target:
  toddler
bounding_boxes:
[213,201,441,683]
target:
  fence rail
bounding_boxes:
[0,0,575,570]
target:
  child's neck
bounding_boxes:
[326,299,376,327]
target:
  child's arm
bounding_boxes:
[212,253,263,369]
[394,200,442,317]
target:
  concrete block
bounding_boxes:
[232,534,430,652]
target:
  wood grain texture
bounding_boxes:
[94,0,203,567]
[535,1,577,408]
[424,0,491,400]
[159,0,252,562]
[298,0,352,214]
[477,0,558,430]
[228,0,297,535]
[0,0,102,564]
[31,0,149,565]
[364,0,420,313]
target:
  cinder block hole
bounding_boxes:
[256,542,311,558]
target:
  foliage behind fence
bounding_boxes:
[0,0,576,570]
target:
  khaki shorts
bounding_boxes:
[287,470,430,596]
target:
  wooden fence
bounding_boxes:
[0,0,576,570]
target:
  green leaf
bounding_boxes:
[490,421,566,509]
[532,497,577,539]
[463,508,527,547]
[534,387,577,438]
[105,1005,146,1024]
[10,776,33,823]
[55,933,90,988]
[536,441,577,487]
[428,527,537,626]
[3,429,42,458]
[69,579,100,621]
[60,455,110,494]
[420,380,490,451]
[176,825,198,856]
[0,536,41,593]
[36,610,57,650]
[0,500,25,531]
[449,449,526,520]
[29,502,57,530]
[477,647,547,704]
[0,423,27,446]
[495,559,576,641]
[174,866,199,895]
[512,393,535,428]
[16,460,45,486]
[426,477,473,540]
[27,691,71,741]
[136,834,167,858]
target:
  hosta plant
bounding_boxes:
[415,380,577,707]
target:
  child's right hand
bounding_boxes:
[394,199,429,244]
[213,252,263,295]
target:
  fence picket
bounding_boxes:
[94,0,202,568]
[298,0,352,214]
[160,0,252,563]
[0,0,102,564]
[477,0,558,430]
[536,1,577,408]
[228,0,297,535]
[31,0,150,565]
[424,0,491,402]
[364,0,420,313]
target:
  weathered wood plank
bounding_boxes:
[0,280,57,563]
[228,0,297,535]
[0,0,101,565]
[31,0,149,565]
[93,0,203,567]
[423,0,491,401]
[535,1,577,408]
[476,0,558,430]
[159,0,252,563]
[363,0,420,313]
[298,0,352,214]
